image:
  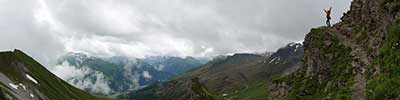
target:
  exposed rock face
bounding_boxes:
[268,82,290,100]
[269,0,400,99]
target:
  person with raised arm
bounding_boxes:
[324,7,332,27]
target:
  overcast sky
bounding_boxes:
[0,0,352,66]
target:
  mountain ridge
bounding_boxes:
[120,43,304,100]
[269,0,400,99]
[0,49,100,100]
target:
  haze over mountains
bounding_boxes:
[0,0,351,68]
[53,53,208,95]
[0,42,304,100]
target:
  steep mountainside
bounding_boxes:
[0,50,98,100]
[269,0,400,99]
[120,43,304,100]
[56,53,206,95]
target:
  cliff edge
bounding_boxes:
[269,0,400,99]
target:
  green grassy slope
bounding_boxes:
[191,77,224,100]
[232,80,269,100]
[367,18,400,99]
[0,50,101,100]
[272,28,354,99]
[269,0,400,98]
[126,44,303,100]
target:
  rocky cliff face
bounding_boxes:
[269,0,400,99]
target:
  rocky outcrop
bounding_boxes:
[268,82,290,100]
[269,0,400,99]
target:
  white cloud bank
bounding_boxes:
[0,0,351,66]
[142,71,152,79]
[52,61,113,94]
[0,0,352,94]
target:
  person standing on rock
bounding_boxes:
[324,7,332,27]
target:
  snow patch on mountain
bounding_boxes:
[269,57,277,63]
[143,71,152,79]
[9,83,19,89]
[26,74,38,84]
[19,83,26,90]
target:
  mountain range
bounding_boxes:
[1,0,399,99]
[118,43,304,100]
[55,53,208,95]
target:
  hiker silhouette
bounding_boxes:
[324,7,332,27]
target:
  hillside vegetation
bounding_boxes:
[269,0,400,99]
[0,50,100,100]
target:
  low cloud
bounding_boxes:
[52,61,114,94]
[155,65,165,71]
[0,0,352,65]
[142,71,152,79]
[0,0,352,95]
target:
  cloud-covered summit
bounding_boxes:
[0,0,351,66]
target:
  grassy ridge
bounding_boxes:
[383,0,400,13]
[191,77,224,100]
[233,81,269,100]
[273,28,354,99]
[0,50,101,100]
[367,18,400,99]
